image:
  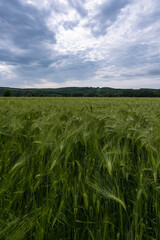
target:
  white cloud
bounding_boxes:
[25,0,52,9]
[23,75,160,89]
[46,0,159,66]
[23,0,160,65]
[24,78,83,88]
[0,62,17,80]
[105,77,160,89]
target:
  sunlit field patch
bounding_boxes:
[0,97,160,240]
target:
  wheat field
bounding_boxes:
[0,97,160,240]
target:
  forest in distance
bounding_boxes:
[1,86,160,97]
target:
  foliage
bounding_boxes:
[3,89,12,97]
[0,87,160,97]
[0,97,160,239]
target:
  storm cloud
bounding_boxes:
[0,0,160,88]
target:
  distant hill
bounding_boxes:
[0,87,160,97]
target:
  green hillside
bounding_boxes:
[0,87,160,97]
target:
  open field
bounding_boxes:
[0,97,160,240]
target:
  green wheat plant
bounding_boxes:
[0,97,160,239]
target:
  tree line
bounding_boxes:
[1,87,160,97]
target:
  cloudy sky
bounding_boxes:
[0,0,160,89]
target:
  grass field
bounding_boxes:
[0,97,160,240]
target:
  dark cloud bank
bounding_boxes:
[0,0,160,88]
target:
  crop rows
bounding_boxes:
[0,97,160,239]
